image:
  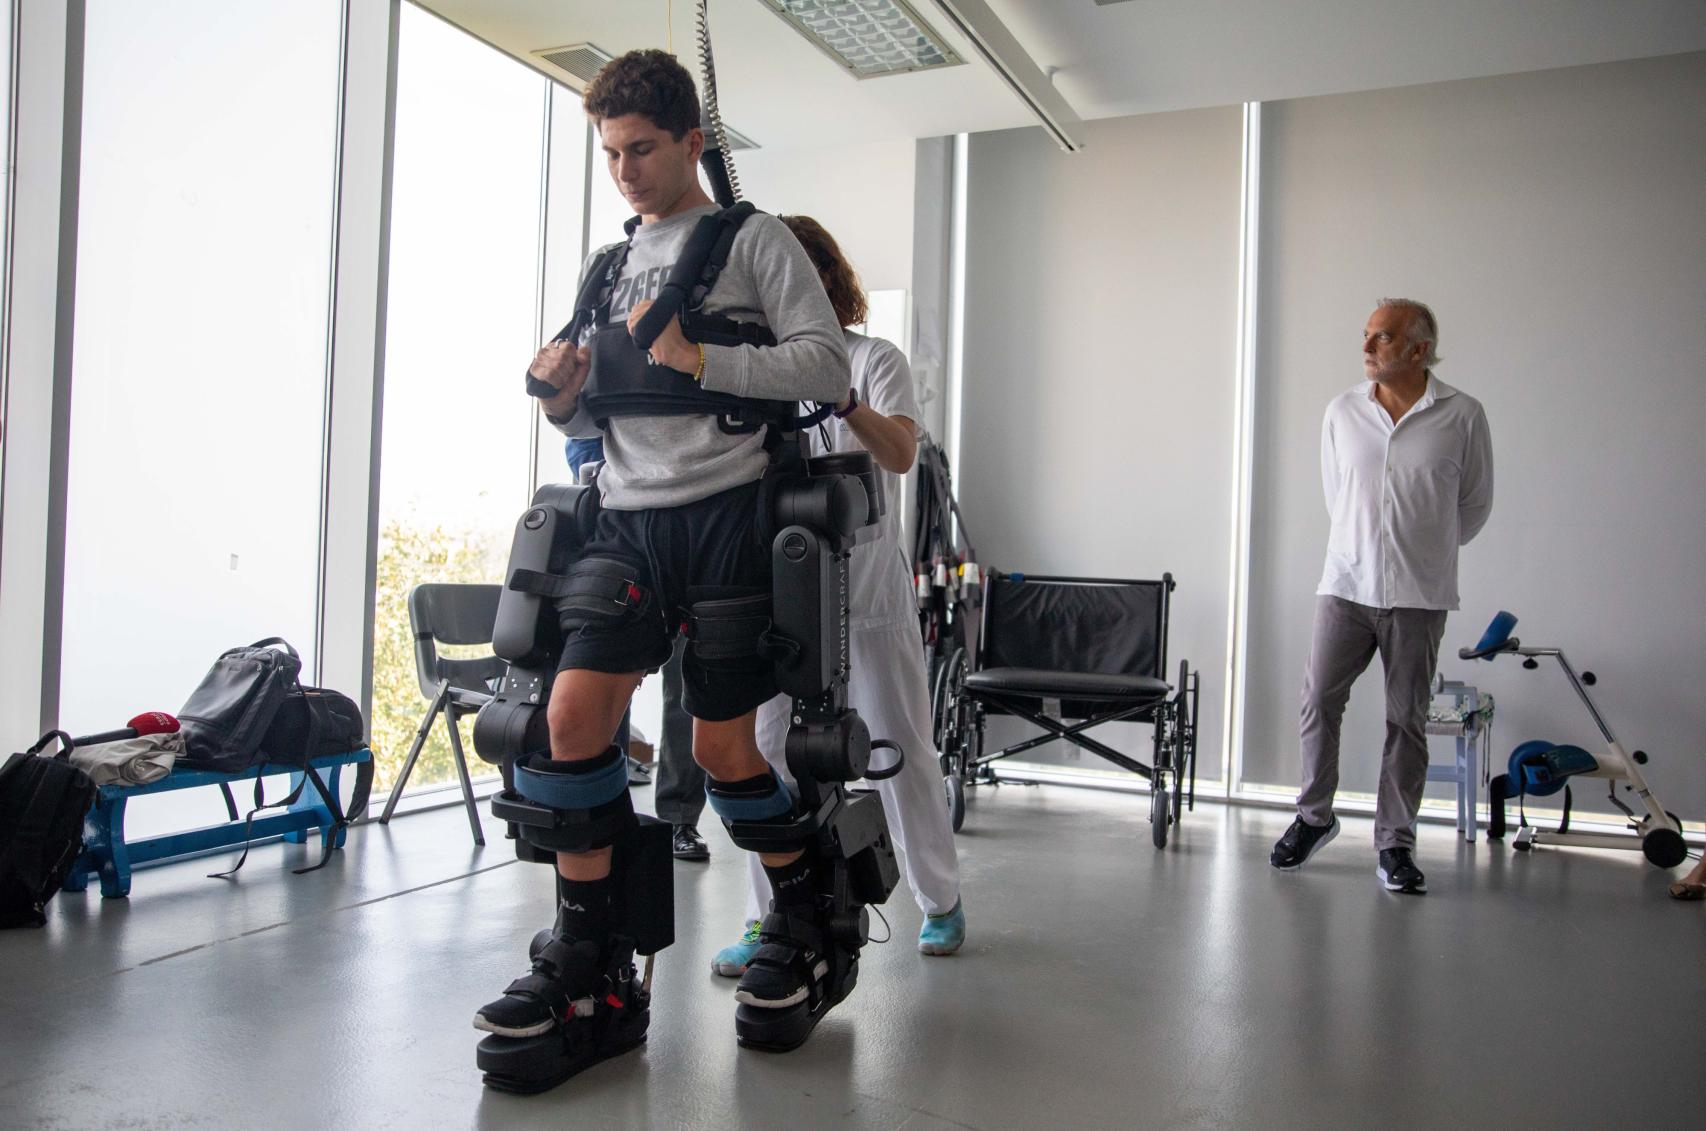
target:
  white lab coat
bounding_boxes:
[744,330,961,918]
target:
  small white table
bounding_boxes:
[1425,681,1492,842]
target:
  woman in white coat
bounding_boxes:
[712,215,965,972]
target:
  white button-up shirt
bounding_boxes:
[1317,374,1493,611]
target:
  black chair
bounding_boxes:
[937,571,1199,847]
[377,583,505,845]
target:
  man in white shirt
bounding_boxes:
[1270,299,1494,894]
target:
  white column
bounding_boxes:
[1225,102,1262,795]
[0,0,83,734]
[313,0,400,794]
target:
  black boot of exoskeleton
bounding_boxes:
[732,890,865,1052]
[474,875,653,1094]
[472,744,675,1095]
[717,783,897,1053]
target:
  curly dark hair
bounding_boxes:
[582,49,700,139]
[780,215,867,329]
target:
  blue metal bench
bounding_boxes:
[63,748,373,898]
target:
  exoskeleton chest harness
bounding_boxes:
[527,201,801,438]
[480,193,901,1087]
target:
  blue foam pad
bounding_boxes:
[1507,739,1558,796]
[705,776,796,822]
[1471,610,1518,658]
[514,750,630,810]
[1509,739,1598,798]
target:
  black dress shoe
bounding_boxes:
[671,824,709,861]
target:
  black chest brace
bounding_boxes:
[547,203,792,433]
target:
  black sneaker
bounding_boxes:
[734,910,831,1011]
[1270,816,1339,870]
[1377,848,1427,894]
[671,824,709,861]
[472,930,607,1038]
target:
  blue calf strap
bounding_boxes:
[514,749,630,811]
[705,776,796,823]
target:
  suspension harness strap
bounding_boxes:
[630,202,761,349]
[525,219,640,400]
[568,204,799,432]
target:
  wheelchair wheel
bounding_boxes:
[931,646,966,751]
[1172,660,1194,823]
[1151,779,1171,848]
[945,772,966,833]
[965,706,986,784]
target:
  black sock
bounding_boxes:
[762,854,817,911]
[555,874,616,941]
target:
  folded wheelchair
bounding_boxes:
[933,571,1200,847]
[912,435,982,700]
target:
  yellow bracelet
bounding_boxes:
[692,342,707,382]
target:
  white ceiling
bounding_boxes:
[419,0,1706,149]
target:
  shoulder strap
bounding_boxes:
[526,238,635,400]
[631,203,761,350]
[688,201,758,311]
[208,667,322,880]
[565,241,631,341]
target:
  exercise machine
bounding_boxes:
[1461,611,1687,868]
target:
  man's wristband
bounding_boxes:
[833,386,859,419]
[692,342,706,382]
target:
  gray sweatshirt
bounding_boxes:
[554,204,850,509]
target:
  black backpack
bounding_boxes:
[177,638,371,877]
[0,731,99,928]
[178,637,305,774]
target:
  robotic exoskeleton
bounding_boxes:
[468,197,900,1094]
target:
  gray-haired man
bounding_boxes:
[1270,299,1494,894]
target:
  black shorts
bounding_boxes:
[556,479,776,722]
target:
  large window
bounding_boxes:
[62,1,343,837]
[369,6,560,797]
[1,2,12,504]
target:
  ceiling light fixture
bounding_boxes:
[760,0,963,79]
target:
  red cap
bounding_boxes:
[127,711,181,736]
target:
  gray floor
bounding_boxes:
[2,781,1701,1130]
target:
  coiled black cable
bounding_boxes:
[697,0,742,204]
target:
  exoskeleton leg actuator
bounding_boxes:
[470,451,900,1084]
[703,453,902,1050]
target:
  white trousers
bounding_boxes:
[744,618,962,920]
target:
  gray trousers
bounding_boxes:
[1297,595,1447,850]
[651,638,705,826]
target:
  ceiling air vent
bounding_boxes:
[532,41,760,150]
[533,42,615,90]
[721,125,760,151]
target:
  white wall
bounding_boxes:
[959,108,1244,779]
[1240,51,1706,826]
[733,138,915,294]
